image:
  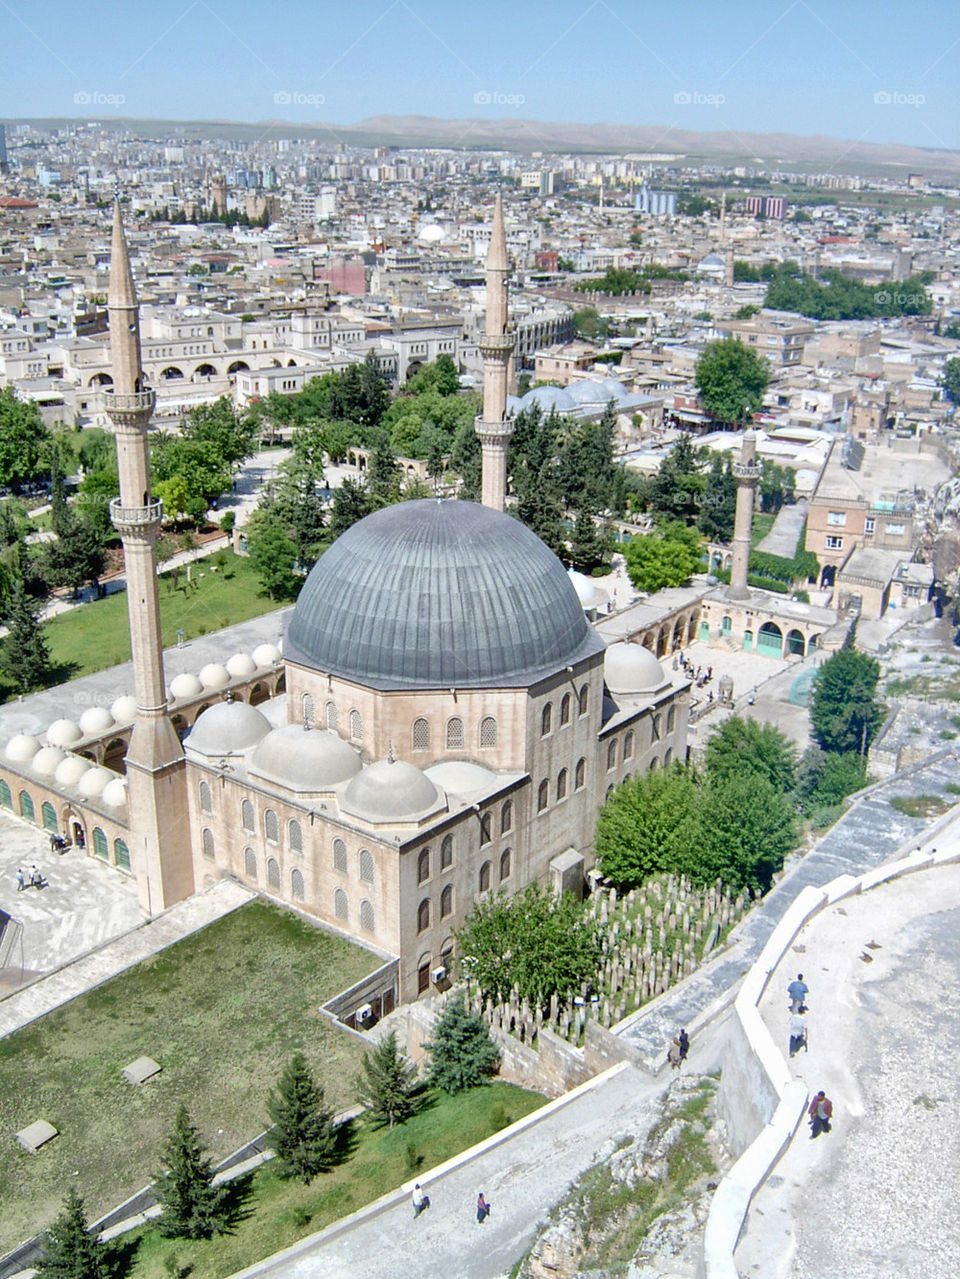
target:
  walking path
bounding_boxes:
[754,499,808,559]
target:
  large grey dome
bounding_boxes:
[286,500,602,690]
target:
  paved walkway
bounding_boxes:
[755,499,808,559]
[735,862,960,1278]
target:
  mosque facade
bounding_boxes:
[0,201,689,1010]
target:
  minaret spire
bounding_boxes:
[726,429,760,600]
[475,193,514,511]
[104,199,193,914]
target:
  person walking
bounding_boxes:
[15,867,25,892]
[808,1091,833,1138]
[476,1192,490,1223]
[412,1183,429,1218]
[789,1010,808,1057]
[677,1028,690,1063]
[787,973,808,1013]
[667,1038,682,1069]
[29,864,43,889]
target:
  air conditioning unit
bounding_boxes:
[356,1003,373,1022]
[431,966,448,984]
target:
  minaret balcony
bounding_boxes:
[103,389,156,424]
[110,497,164,530]
[733,462,760,483]
[478,332,516,355]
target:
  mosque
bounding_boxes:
[0,199,688,1009]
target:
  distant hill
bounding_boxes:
[10,115,960,178]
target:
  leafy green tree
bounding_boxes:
[701,773,797,891]
[596,765,702,888]
[151,433,232,523]
[42,512,106,598]
[694,338,770,426]
[0,386,49,491]
[78,468,118,540]
[267,1052,337,1182]
[809,646,885,756]
[36,1188,107,1279]
[650,434,703,522]
[354,1030,418,1128]
[181,396,257,469]
[759,460,796,514]
[696,453,737,542]
[624,522,701,592]
[942,357,960,406]
[796,746,868,810]
[455,884,605,1010]
[433,353,460,396]
[573,306,610,341]
[367,432,402,504]
[450,421,481,500]
[704,717,797,794]
[154,1106,229,1240]
[567,507,608,574]
[359,349,391,425]
[246,511,300,601]
[423,994,499,1094]
[327,478,374,540]
[0,577,53,693]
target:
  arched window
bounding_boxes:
[579,685,589,716]
[244,847,258,880]
[267,857,281,889]
[500,799,512,834]
[264,809,279,844]
[624,730,634,760]
[93,826,108,859]
[19,791,34,822]
[333,837,347,872]
[446,716,464,749]
[541,702,553,736]
[114,839,130,871]
[537,780,549,812]
[479,860,491,893]
[241,798,255,832]
[360,848,374,883]
[560,693,571,726]
[479,812,492,846]
[288,819,302,853]
[418,898,431,933]
[349,709,362,741]
[202,827,215,860]
[41,801,58,833]
[440,834,453,870]
[199,780,212,814]
[650,756,659,772]
[607,740,617,770]
[557,768,568,800]
[301,692,314,726]
[417,848,430,884]
[664,748,673,767]
[412,717,431,751]
[291,868,305,901]
[0,779,11,808]
[360,899,375,932]
[500,848,512,882]
[606,784,615,800]
[667,705,677,733]
[479,715,497,748]
[441,884,453,918]
[325,701,338,731]
[575,758,586,790]
[334,888,348,921]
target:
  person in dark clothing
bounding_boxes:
[476,1192,490,1223]
[788,973,808,1012]
[677,1028,690,1062]
[808,1091,833,1138]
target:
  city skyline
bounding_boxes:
[1,0,957,153]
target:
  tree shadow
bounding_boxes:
[217,1171,257,1234]
[330,1116,360,1167]
[104,1232,141,1279]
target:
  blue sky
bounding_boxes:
[1,0,957,150]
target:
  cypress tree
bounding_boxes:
[0,576,52,693]
[423,994,499,1094]
[154,1106,228,1240]
[36,1189,107,1279]
[355,1030,417,1128]
[266,1052,336,1182]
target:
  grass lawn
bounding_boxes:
[0,900,379,1254]
[125,1082,544,1279]
[750,512,776,547]
[40,551,283,684]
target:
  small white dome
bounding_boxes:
[33,745,67,776]
[199,663,231,691]
[170,672,204,701]
[567,569,608,609]
[111,695,138,723]
[101,777,128,808]
[343,758,441,822]
[78,706,115,735]
[55,755,92,786]
[226,652,257,679]
[46,718,82,747]
[5,733,41,762]
[185,699,272,757]
[78,766,115,798]
[250,724,361,791]
[252,642,281,667]
[424,760,497,798]
[604,641,668,695]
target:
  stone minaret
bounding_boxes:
[476,193,514,512]
[726,429,760,600]
[104,201,193,915]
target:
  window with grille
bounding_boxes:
[289,820,302,853]
[42,801,58,832]
[335,888,348,920]
[199,781,212,813]
[267,857,280,889]
[360,899,374,932]
[349,709,362,740]
[479,715,497,748]
[19,791,34,822]
[0,779,11,808]
[499,848,511,881]
[441,885,453,918]
[557,768,567,800]
[418,898,431,933]
[93,827,108,859]
[265,809,279,843]
[301,692,314,726]
[541,702,552,736]
[417,848,430,883]
[241,798,254,832]
[440,834,453,869]
[291,868,304,901]
[114,839,130,871]
[333,838,348,872]
[537,780,548,812]
[325,701,337,730]
[446,716,464,749]
[244,847,258,880]
[360,848,375,883]
[412,717,430,750]
[201,827,215,860]
[500,799,512,834]
[575,758,586,789]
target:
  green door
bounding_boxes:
[757,626,783,657]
